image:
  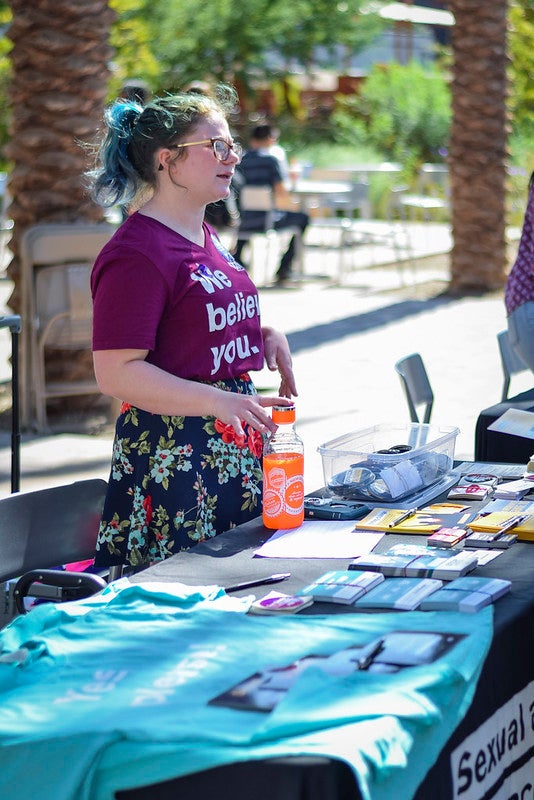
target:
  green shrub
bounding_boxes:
[343,61,451,169]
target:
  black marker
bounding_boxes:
[224,573,291,593]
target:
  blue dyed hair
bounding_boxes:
[89,85,237,207]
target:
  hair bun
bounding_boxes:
[107,101,143,139]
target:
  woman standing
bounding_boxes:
[89,86,296,569]
[505,171,534,370]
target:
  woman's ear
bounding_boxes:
[157,148,175,173]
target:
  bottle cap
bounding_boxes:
[272,404,296,424]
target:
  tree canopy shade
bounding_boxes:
[108,0,160,98]
[508,0,534,133]
[137,0,383,97]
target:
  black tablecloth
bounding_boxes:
[123,508,534,800]
[117,756,358,800]
[474,388,534,462]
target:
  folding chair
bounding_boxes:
[235,186,303,284]
[0,479,110,623]
[19,222,116,430]
[474,335,534,462]
[395,353,434,423]
[497,329,531,401]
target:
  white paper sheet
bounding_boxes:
[254,520,384,559]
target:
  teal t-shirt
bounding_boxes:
[0,580,493,800]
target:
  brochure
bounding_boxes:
[354,502,472,534]
[468,499,534,541]
[209,630,466,712]
[487,408,534,439]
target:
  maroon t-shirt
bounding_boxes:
[92,213,264,381]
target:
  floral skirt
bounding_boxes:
[94,375,264,569]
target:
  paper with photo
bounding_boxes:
[254,520,384,558]
[488,408,534,439]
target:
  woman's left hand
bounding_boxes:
[262,326,298,398]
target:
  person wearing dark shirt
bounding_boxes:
[233,124,309,285]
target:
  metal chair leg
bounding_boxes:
[107,565,123,582]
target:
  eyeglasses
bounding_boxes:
[173,138,243,163]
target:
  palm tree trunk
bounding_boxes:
[6,0,114,425]
[448,0,509,293]
[6,0,114,304]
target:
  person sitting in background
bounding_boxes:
[233,123,309,286]
[118,78,151,106]
[264,123,290,183]
[505,171,534,370]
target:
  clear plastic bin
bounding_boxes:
[317,423,459,502]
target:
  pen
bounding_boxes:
[356,638,385,670]
[224,573,291,593]
[497,514,529,535]
[388,508,418,528]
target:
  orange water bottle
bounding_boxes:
[262,404,304,529]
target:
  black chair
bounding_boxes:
[394,353,434,424]
[474,332,534,462]
[497,329,530,401]
[0,478,110,620]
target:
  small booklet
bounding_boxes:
[427,527,468,548]
[447,483,493,501]
[354,503,471,535]
[464,531,518,549]
[297,570,384,605]
[249,591,314,615]
[352,577,443,611]
[493,476,534,500]
[419,576,512,613]
[349,548,478,581]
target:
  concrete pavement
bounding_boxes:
[0,222,526,497]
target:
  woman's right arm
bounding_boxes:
[93,349,284,436]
